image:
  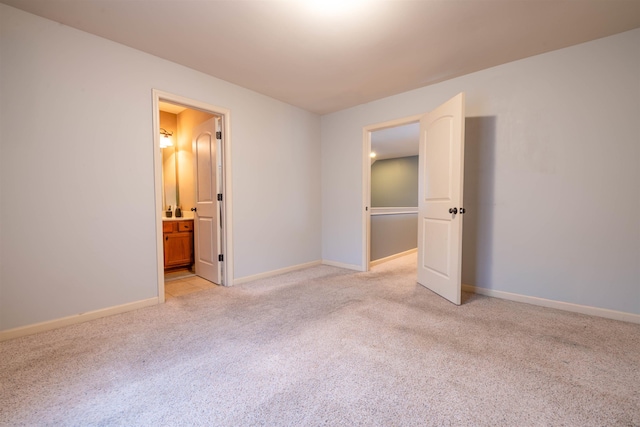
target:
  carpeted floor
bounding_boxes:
[1,254,639,426]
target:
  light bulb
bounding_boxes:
[160,134,173,148]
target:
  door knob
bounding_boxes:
[460,208,466,214]
[449,207,458,214]
[191,207,197,212]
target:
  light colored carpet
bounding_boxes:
[1,254,639,426]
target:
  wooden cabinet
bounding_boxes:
[163,220,194,270]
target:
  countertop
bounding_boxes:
[162,214,194,221]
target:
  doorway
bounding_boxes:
[362,92,466,305]
[363,114,423,271]
[368,122,420,267]
[152,90,234,303]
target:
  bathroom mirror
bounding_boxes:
[159,108,180,213]
[162,144,179,211]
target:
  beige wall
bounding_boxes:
[176,109,216,211]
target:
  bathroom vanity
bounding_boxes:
[162,218,194,270]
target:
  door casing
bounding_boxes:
[152,89,234,302]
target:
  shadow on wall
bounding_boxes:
[462,116,497,289]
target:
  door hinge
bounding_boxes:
[217,193,223,201]
[216,131,222,139]
[218,254,224,262]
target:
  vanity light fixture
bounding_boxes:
[159,128,174,148]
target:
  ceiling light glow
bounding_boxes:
[304,0,366,16]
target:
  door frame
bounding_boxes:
[362,114,422,271]
[152,89,234,302]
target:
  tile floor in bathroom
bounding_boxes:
[164,273,216,299]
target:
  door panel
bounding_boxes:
[197,140,214,202]
[422,218,452,278]
[197,217,215,265]
[193,117,221,285]
[417,93,465,305]
[424,117,453,201]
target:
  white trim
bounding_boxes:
[322,259,365,272]
[233,260,322,285]
[370,207,418,216]
[362,127,372,273]
[152,89,234,295]
[463,284,640,324]
[0,298,159,342]
[370,248,418,267]
[362,115,423,272]
[152,95,166,303]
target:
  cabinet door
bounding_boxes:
[164,232,193,268]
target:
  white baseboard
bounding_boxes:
[0,297,159,342]
[370,248,417,267]
[463,284,640,324]
[233,260,322,285]
[321,259,365,271]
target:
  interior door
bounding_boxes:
[417,93,465,304]
[192,117,221,285]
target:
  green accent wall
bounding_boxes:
[371,156,418,207]
[370,213,417,261]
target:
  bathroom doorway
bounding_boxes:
[152,90,233,302]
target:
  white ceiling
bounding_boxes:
[3,0,639,115]
[371,122,419,161]
[158,101,186,115]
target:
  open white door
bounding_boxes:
[417,93,465,304]
[192,117,221,285]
